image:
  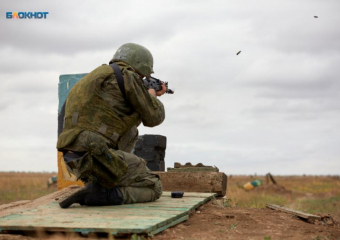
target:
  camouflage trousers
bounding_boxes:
[115,149,163,204]
[118,175,163,204]
[63,130,162,204]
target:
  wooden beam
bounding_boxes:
[155,172,227,197]
[266,204,321,223]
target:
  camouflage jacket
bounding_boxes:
[57,61,165,151]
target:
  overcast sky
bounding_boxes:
[1,0,339,175]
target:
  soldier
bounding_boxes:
[57,43,166,208]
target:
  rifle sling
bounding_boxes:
[109,63,127,101]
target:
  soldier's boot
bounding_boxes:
[58,183,124,208]
[58,184,92,208]
[84,183,124,206]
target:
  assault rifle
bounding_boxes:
[142,76,174,94]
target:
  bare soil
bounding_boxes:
[154,199,340,240]
[155,177,340,240]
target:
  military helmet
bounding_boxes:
[110,43,154,77]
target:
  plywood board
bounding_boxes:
[0,189,216,237]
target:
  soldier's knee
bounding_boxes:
[154,180,163,200]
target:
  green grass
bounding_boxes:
[236,194,288,208]
[291,180,338,194]
[296,194,340,215]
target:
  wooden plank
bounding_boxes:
[155,172,227,196]
[0,189,215,237]
[0,204,182,233]
[266,204,321,223]
[0,201,31,212]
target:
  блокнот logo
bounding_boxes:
[6,12,49,19]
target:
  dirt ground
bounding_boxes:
[154,176,340,240]
[154,199,340,240]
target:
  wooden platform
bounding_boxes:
[0,188,216,237]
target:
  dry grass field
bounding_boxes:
[0,172,57,205]
[0,172,340,239]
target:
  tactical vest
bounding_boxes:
[57,64,140,150]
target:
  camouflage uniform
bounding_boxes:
[57,61,165,204]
